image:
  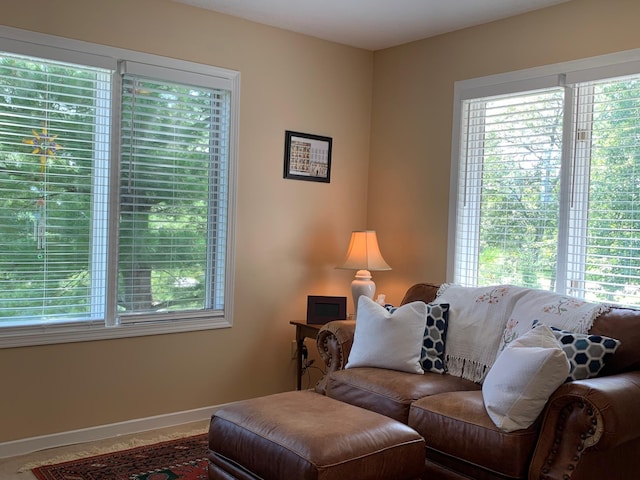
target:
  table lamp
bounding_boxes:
[338,230,391,316]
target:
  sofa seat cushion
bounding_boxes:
[326,367,480,423]
[409,390,539,479]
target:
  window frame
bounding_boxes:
[448,47,640,302]
[0,26,239,348]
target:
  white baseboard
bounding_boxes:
[0,404,220,459]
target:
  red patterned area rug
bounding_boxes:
[32,433,209,480]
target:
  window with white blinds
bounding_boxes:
[569,76,640,306]
[119,73,230,319]
[452,64,640,308]
[0,27,238,347]
[0,53,110,325]
[456,88,564,289]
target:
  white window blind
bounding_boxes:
[453,69,640,307]
[567,76,640,305]
[456,88,565,289]
[118,73,230,319]
[0,52,110,325]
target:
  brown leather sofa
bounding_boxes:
[315,283,640,480]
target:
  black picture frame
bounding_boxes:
[306,296,347,325]
[283,130,333,183]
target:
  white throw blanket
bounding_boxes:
[497,287,610,353]
[436,284,608,383]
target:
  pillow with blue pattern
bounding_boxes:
[550,326,621,382]
[420,303,449,374]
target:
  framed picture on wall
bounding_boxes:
[283,130,333,183]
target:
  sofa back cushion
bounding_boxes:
[590,307,640,375]
[400,283,640,377]
[400,283,439,305]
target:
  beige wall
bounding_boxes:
[0,0,372,442]
[369,0,640,304]
[2,0,640,446]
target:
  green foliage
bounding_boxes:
[0,56,96,320]
[117,76,218,313]
[476,90,563,290]
[582,80,640,304]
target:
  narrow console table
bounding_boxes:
[290,321,322,390]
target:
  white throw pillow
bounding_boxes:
[346,296,428,374]
[482,325,570,432]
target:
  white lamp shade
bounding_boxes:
[338,230,391,271]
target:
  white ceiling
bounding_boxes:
[173,0,571,51]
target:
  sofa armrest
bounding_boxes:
[529,371,640,479]
[314,320,356,394]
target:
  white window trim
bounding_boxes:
[0,26,239,348]
[448,46,640,283]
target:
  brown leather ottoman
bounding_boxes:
[208,390,425,480]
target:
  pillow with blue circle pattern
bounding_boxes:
[550,326,620,382]
[420,303,449,374]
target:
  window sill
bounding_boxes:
[0,316,232,349]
